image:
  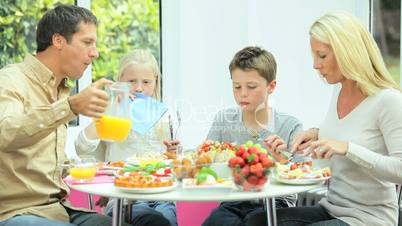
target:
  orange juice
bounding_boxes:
[70,167,96,180]
[95,115,132,141]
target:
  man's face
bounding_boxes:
[60,22,99,80]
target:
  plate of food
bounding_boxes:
[115,181,178,194]
[273,161,331,185]
[181,166,235,193]
[96,161,125,175]
[114,172,177,194]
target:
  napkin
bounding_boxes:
[64,175,114,185]
[130,93,168,135]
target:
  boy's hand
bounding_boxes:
[263,134,288,163]
[264,135,287,154]
[163,139,180,152]
[68,78,113,118]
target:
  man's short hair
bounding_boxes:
[229,46,277,83]
[36,4,98,52]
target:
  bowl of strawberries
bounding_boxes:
[229,141,275,192]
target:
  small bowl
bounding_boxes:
[231,167,270,192]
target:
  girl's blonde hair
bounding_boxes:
[117,49,161,100]
[310,11,401,96]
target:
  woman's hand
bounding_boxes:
[309,139,348,159]
[291,128,319,153]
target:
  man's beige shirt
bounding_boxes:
[0,54,78,222]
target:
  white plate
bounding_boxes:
[181,178,234,193]
[271,172,330,185]
[125,157,172,166]
[115,182,178,194]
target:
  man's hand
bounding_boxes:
[68,79,113,118]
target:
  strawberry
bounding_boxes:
[242,151,250,161]
[259,153,268,159]
[240,164,250,177]
[236,157,246,167]
[261,157,274,168]
[248,146,259,155]
[250,163,263,177]
[247,175,258,185]
[236,148,244,157]
[229,158,237,168]
[242,181,253,191]
[233,172,242,184]
[257,176,267,185]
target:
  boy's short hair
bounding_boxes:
[36,4,98,52]
[229,46,276,83]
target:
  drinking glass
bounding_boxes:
[69,155,97,182]
[95,82,132,141]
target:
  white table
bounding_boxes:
[70,180,320,226]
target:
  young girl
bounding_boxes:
[75,49,178,226]
[202,46,303,226]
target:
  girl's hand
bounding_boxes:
[163,139,180,152]
[291,128,319,153]
[95,196,109,207]
[129,93,136,101]
[309,139,348,159]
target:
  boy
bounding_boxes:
[202,46,303,226]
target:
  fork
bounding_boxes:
[168,115,174,140]
[174,111,181,140]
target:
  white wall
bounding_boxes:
[161,0,370,149]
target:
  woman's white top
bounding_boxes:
[319,88,402,226]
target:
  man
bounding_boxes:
[0,4,169,226]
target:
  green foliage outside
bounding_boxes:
[385,56,401,85]
[91,0,160,81]
[0,0,74,67]
[0,0,160,82]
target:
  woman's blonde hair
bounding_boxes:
[310,11,401,96]
[117,49,161,100]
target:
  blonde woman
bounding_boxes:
[258,12,402,226]
[75,49,178,226]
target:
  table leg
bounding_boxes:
[112,198,123,226]
[87,194,95,210]
[263,197,277,226]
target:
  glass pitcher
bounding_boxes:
[95,82,132,141]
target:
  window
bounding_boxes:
[90,0,161,82]
[373,0,401,85]
[0,1,161,128]
[0,0,74,67]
